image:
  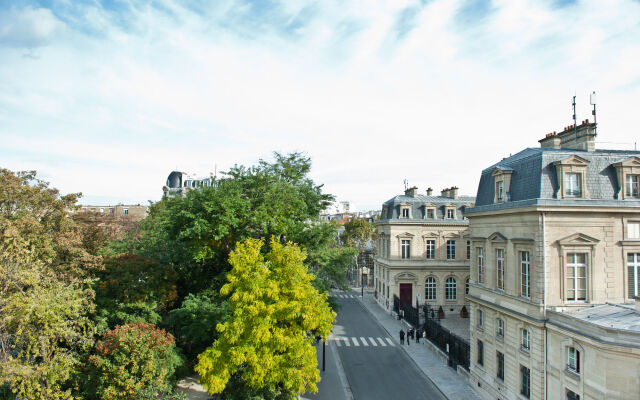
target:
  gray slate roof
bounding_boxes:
[380,194,476,221]
[469,147,640,213]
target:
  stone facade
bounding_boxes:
[374,186,475,318]
[74,204,148,220]
[466,121,640,400]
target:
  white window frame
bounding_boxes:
[446,208,454,219]
[496,180,504,202]
[426,208,435,219]
[426,240,435,259]
[446,240,456,260]
[567,346,580,374]
[466,240,471,260]
[626,174,640,197]
[566,253,587,301]
[477,247,484,284]
[477,309,484,329]
[496,249,505,290]
[401,208,410,218]
[628,222,640,239]
[445,277,457,300]
[565,173,582,197]
[496,318,504,338]
[628,253,640,298]
[521,328,530,351]
[465,277,470,295]
[425,277,437,300]
[401,239,411,260]
[520,251,531,298]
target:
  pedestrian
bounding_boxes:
[423,329,427,342]
[416,328,420,343]
[399,329,405,344]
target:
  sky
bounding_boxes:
[2,0,640,211]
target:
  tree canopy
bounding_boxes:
[196,238,335,399]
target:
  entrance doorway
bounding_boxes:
[399,283,412,306]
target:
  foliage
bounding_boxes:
[87,323,183,400]
[340,218,376,252]
[196,238,335,399]
[95,254,178,328]
[0,169,97,399]
[166,291,229,361]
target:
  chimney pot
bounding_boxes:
[426,187,433,196]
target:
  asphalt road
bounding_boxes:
[313,292,447,400]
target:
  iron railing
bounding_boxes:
[422,314,470,371]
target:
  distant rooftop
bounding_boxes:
[556,303,640,333]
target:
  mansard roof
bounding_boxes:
[380,193,476,221]
[469,147,640,213]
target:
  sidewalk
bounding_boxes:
[353,290,481,400]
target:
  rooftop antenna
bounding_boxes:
[572,94,577,142]
[590,91,597,137]
[403,179,408,191]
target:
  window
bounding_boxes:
[565,173,582,197]
[521,366,530,399]
[426,208,435,219]
[626,174,640,197]
[566,253,587,301]
[100,208,104,213]
[465,278,470,295]
[521,328,530,351]
[402,208,409,218]
[567,390,581,400]
[567,347,580,374]
[477,309,483,328]
[109,208,114,214]
[426,240,435,259]
[82,207,87,212]
[425,277,437,300]
[445,277,457,300]
[496,351,504,380]
[496,318,504,338]
[401,240,411,259]
[124,208,129,215]
[520,251,531,298]
[496,249,504,290]
[496,180,504,202]
[466,240,471,260]
[477,340,484,366]
[477,247,484,284]
[447,240,456,260]
[446,208,454,219]
[628,253,640,297]
[629,222,640,239]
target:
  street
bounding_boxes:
[307,291,447,400]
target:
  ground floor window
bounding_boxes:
[477,340,484,366]
[521,365,530,399]
[567,390,580,400]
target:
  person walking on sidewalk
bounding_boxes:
[399,329,405,344]
[407,329,410,346]
[415,328,421,344]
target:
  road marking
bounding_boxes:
[359,337,368,346]
[335,339,342,347]
[385,338,395,347]
[368,337,377,346]
[377,338,386,346]
[351,337,359,346]
[341,337,350,347]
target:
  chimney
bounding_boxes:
[426,187,433,196]
[441,188,450,197]
[405,186,418,197]
[540,120,596,151]
[450,186,458,199]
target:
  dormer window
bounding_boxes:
[554,155,590,199]
[626,175,640,197]
[614,157,640,199]
[496,181,504,202]
[565,173,582,197]
[447,209,454,219]
[427,209,435,219]
[402,208,409,218]
[491,167,513,203]
[444,205,456,219]
[399,203,411,219]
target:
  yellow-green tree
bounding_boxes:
[196,238,335,399]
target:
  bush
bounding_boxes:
[87,322,184,400]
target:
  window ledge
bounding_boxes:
[496,334,504,342]
[519,347,531,357]
[564,368,581,381]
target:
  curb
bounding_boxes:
[329,340,354,400]
[351,290,450,400]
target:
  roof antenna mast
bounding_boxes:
[590,91,597,137]
[572,94,577,142]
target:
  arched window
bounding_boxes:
[425,277,437,300]
[465,277,470,295]
[445,277,457,300]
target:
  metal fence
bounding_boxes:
[422,314,470,371]
[393,295,420,327]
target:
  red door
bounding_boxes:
[399,283,412,305]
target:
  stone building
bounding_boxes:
[163,170,215,198]
[374,186,475,316]
[74,204,148,220]
[466,121,640,400]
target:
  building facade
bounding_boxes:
[466,121,640,400]
[74,204,148,220]
[374,186,475,316]
[163,170,216,198]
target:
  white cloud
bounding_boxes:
[1,0,640,210]
[0,6,65,48]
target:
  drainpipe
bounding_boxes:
[542,212,547,400]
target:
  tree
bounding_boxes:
[195,238,335,399]
[340,218,376,252]
[95,254,178,328]
[0,169,98,399]
[87,323,183,400]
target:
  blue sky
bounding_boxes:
[1,0,640,210]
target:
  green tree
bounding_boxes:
[95,254,178,327]
[87,322,183,400]
[340,218,376,252]
[196,238,335,399]
[0,169,97,399]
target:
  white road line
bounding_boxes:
[360,337,368,346]
[377,338,386,346]
[335,339,342,347]
[342,337,350,347]
[385,338,395,346]
[351,337,359,346]
[368,337,377,346]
